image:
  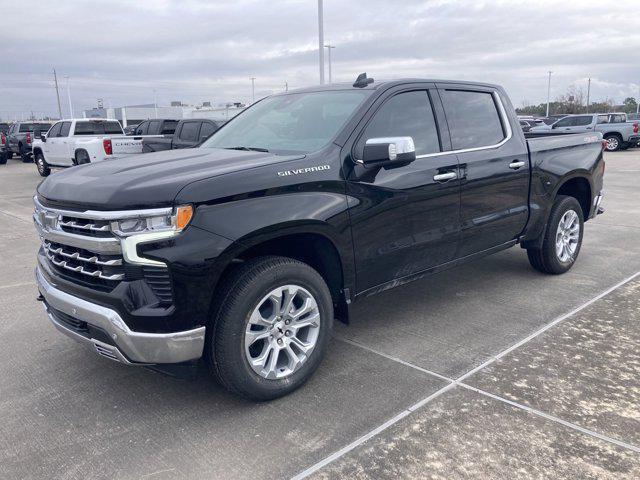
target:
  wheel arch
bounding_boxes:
[215,222,352,324]
[554,174,592,220]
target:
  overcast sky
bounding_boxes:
[1,0,639,120]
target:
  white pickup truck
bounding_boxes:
[32,119,156,177]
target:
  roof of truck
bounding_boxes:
[286,77,503,95]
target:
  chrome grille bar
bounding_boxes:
[43,241,122,266]
[45,250,124,281]
[58,219,110,232]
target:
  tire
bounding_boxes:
[75,150,90,165]
[604,134,622,152]
[0,154,6,165]
[19,143,31,162]
[527,195,584,275]
[5,150,12,160]
[35,152,51,177]
[205,256,334,401]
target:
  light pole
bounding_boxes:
[546,71,552,117]
[324,44,335,83]
[251,77,256,103]
[53,69,62,119]
[153,89,158,119]
[318,0,325,84]
[586,77,591,113]
[65,75,74,118]
[637,83,639,115]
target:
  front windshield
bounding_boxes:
[200,90,371,154]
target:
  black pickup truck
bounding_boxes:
[141,118,221,152]
[34,74,605,400]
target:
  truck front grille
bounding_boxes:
[34,198,174,305]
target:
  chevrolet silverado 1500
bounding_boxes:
[34,75,605,400]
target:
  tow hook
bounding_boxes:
[597,206,605,215]
[36,294,44,302]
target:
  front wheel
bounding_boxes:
[527,195,584,274]
[35,152,51,177]
[604,134,622,152]
[206,256,333,400]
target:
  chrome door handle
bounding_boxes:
[509,160,526,170]
[433,171,458,182]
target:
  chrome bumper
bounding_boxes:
[593,193,604,217]
[36,266,205,364]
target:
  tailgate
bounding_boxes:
[109,137,145,155]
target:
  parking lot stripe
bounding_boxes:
[292,270,640,479]
[459,384,640,453]
[0,281,35,290]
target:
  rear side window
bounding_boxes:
[199,121,217,140]
[573,116,593,126]
[179,122,200,141]
[19,123,48,132]
[441,90,505,150]
[161,120,178,134]
[357,90,440,157]
[610,114,625,123]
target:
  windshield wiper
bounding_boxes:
[225,146,269,153]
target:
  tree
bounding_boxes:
[622,97,638,114]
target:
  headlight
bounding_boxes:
[112,205,193,237]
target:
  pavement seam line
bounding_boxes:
[292,270,640,479]
[458,383,640,453]
[0,281,36,290]
[0,209,32,224]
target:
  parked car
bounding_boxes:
[4,121,53,162]
[131,119,179,136]
[142,119,221,152]
[34,75,604,400]
[529,113,639,151]
[0,122,11,134]
[519,119,545,132]
[31,118,158,176]
[539,114,568,125]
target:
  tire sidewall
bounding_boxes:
[36,153,50,176]
[214,260,333,399]
[545,196,584,272]
[604,135,621,152]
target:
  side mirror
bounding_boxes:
[551,124,559,129]
[362,137,416,168]
[40,134,47,142]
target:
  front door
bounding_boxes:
[346,87,461,293]
[437,86,530,256]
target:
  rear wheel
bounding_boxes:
[35,152,50,177]
[206,256,333,400]
[527,195,584,274]
[19,143,32,162]
[0,153,6,165]
[5,150,13,160]
[75,150,90,165]
[604,134,622,152]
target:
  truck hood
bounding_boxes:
[37,148,304,210]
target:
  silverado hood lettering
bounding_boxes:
[277,165,330,177]
[37,148,304,210]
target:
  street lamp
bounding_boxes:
[318,0,325,84]
[324,44,335,83]
[546,71,552,117]
[65,75,73,118]
[251,77,256,103]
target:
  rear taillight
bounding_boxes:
[1,133,5,145]
[26,132,32,144]
[103,139,113,155]
[634,123,638,134]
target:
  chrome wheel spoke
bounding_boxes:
[555,209,580,263]
[244,284,321,380]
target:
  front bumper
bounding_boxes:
[36,265,206,364]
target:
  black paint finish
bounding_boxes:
[36,79,604,337]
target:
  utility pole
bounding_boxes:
[546,71,552,117]
[53,69,62,119]
[586,77,591,113]
[285,81,288,92]
[65,75,74,118]
[251,77,256,103]
[637,84,639,115]
[324,44,335,83]
[318,0,325,84]
[153,89,158,118]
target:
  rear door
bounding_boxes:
[42,122,62,163]
[172,121,201,149]
[438,85,529,256]
[347,85,461,292]
[56,121,73,164]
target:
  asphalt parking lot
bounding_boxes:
[1,152,639,480]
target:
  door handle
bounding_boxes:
[509,160,526,170]
[433,171,458,182]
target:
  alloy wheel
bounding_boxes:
[555,209,580,262]
[244,284,321,379]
